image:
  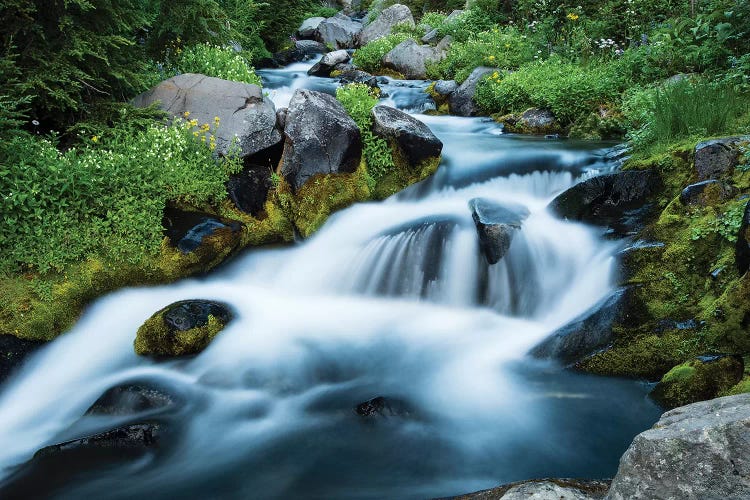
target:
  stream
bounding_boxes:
[0,57,661,499]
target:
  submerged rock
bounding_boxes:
[358,4,414,46]
[449,67,494,117]
[607,393,750,499]
[134,300,233,357]
[468,198,529,265]
[548,170,659,237]
[371,105,443,166]
[86,383,178,416]
[448,478,610,499]
[0,335,43,384]
[132,73,281,159]
[355,396,411,418]
[280,89,362,192]
[650,355,744,409]
[34,423,161,458]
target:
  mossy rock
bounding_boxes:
[134,300,233,357]
[650,355,744,409]
[495,108,562,135]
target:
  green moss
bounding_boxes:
[373,154,440,200]
[135,313,226,357]
[651,356,744,408]
[721,376,750,396]
[661,363,696,383]
[492,111,563,135]
[425,81,449,109]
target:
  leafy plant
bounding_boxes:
[172,43,262,86]
[353,33,414,73]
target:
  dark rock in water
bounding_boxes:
[547,170,659,237]
[134,300,233,356]
[308,49,351,77]
[468,198,529,265]
[447,478,610,499]
[227,167,272,217]
[607,394,750,500]
[295,40,328,56]
[280,89,362,192]
[449,67,494,117]
[162,207,242,255]
[371,105,443,166]
[358,4,414,46]
[0,335,43,384]
[735,199,750,275]
[355,396,411,418]
[650,354,744,409]
[679,179,734,206]
[501,108,558,135]
[694,137,745,180]
[530,287,634,365]
[338,69,378,89]
[86,383,177,416]
[132,73,281,159]
[34,423,161,459]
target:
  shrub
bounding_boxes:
[336,84,394,182]
[436,8,496,42]
[173,43,262,86]
[353,33,413,73]
[0,120,240,273]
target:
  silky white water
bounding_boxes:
[0,60,659,499]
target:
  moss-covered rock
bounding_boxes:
[650,355,744,408]
[134,300,233,357]
[495,108,561,135]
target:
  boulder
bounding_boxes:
[269,40,329,67]
[276,107,288,130]
[315,13,363,49]
[650,355,744,409]
[468,198,529,265]
[547,170,659,237]
[0,335,43,384]
[448,479,610,499]
[445,10,465,23]
[355,396,411,418]
[530,287,633,365]
[132,74,281,159]
[371,105,443,166]
[295,39,329,56]
[308,49,351,77]
[735,199,750,275]
[421,28,440,45]
[86,383,177,416]
[433,79,458,96]
[226,167,272,217]
[162,208,242,255]
[34,423,161,459]
[607,393,750,499]
[358,4,414,46]
[449,67,494,116]
[500,108,559,135]
[298,16,326,39]
[337,69,379,89]
[382,39,445,80]
[280,90,362,192]
[134,300,233,357]
[679,179,735,206]
[694,137,745,180]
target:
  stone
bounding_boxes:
[444,10,465,23]
[34,423,161,459]
[134,300,233,357]
[448,479,610,499]
[0,335,43,384]
[298,16,326,38]
[650,355,744,409]
[276,107,288,130]
[381,39,445,80]
[359,4,414,46]
[547,170,660,237]
[735,199,750,275]
[468,198,529,265]
[315,13,363,49]
[226,167,272,217]
[280,90,362,192]
[132,74,281,159]
[308,49,351,77]
[295,39,329,56]
[449,67,494,116]
[161,207,242,255]
[501,108,558,135]
[421,28,440,45]
[679,179,735,206]
[530,287,634,365]
[371,105,443,166]
[86,383,177,416]
[606,393,750,499]
[694,137,745,180]
[433,79,458,96]
[338,69,379,89]
[269,40,329,67]
[613,240,665,284]
[355,396,411,417]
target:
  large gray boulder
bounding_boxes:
[447,478,610,499]
[280,90,362,192]
[469,198,529,265]
[298,17,326,39]
[132,74,281,159]
[607,393,750,499]
[449,67,494,116]
[315,13,363,49]
[382,39,445,79]
[308,49,351,76]
[371,105,442,166]
[358,4,414,46]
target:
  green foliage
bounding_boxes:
[353,33,413,72]
[256,0,319,52]
[336,84,395,181]
[690,202,746,244]
[436,8,497,42]
[0,121,237,273]
[173,43,262,86]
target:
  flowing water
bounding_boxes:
[0,58,660,499]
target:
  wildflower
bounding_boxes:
[214,116,220,126]
[183,111,190,118]
[492,71,500,79]
[488,55,496,61]
[91,136,99,143]
[31,119,40,126]
[566,13,579,21]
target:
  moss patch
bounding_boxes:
[135,312,227,357]
[650,356,744,408]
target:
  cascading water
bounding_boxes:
[0,58,660,499]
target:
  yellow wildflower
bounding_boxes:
[566,13,579,21]
[183,111,190,118]
[488,55,496,61]
[214,116,220,126]
[91,136,99,143]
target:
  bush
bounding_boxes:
[353,33,414,73]
[436,8,496,42]
[172,43,262,86]
[0,120,240,273]
[336,84,394,182]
